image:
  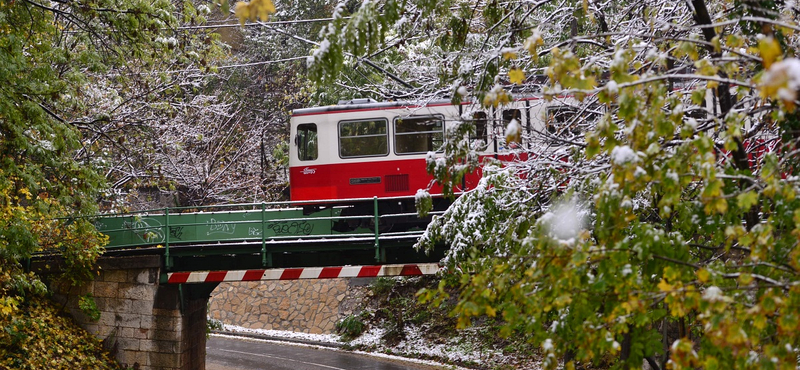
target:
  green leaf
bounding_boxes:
[737,191,758,210]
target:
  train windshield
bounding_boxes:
[339,119,389,158]
[296,123,318,161]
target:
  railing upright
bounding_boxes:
[165,208,171,270]
[373,196,380,262]
[261,202,267,267]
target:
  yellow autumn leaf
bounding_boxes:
[704,357,720,370]
[697,268,710,283]
[234,2,251,25]
[235,0,275,25]
[523,30,544,61]
[703,197,728,215]
[738,273,754,285]
[254,0,276,20]
[758,36,782,68]
[509,68,525,85]
[694,59,718,76]
[752,313,768,330]
[502,51,517,60]
[711,36,721,53]
[657,279,672,292]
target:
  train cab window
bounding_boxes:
[394,115,444,154]
[339,119,389,158]
[295,123,318,161]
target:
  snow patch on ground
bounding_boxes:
[221,324,340,344]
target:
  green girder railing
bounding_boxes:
[91,195,440,270]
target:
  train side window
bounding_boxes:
[546,105,598,138]
[394,115,444,154]
[295,123,318,161]
[471,112,488,143]
[339,119,389,158]
[546,106,579,135]
[502,109,523,147]
[502,109,522,125]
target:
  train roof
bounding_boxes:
[291,98,457,117]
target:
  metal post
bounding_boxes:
[178,284,185,314]
[261,202,267,267]
[373,196,380,262]
[165,208,171,270]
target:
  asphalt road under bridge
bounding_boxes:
[206,335,447,370]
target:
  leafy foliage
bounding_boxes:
[78,294,102,322]
[207,318,224,337]
[310,0,800,368]
[0,0,236,366]
[0,266,121,369]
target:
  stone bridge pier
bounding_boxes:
[36,255,215,370]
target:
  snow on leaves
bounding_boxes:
[296,0,800,369]
[308,0,800,367]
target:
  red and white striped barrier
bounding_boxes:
[165,263,441,284]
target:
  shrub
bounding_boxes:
[370,277,395,297]
[336,314,366,341]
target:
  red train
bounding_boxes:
[287,97,573,229]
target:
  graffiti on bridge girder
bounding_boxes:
[207,218,236,236]
[123,218,165,243]
[169,226,184,240]
[267,221,313,235]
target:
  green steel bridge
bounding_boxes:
[90,196,446,280]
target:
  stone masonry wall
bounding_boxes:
[48,256,209,370]
[52,261,162,368]
[208,278,371,334]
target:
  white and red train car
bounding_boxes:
[288,97,567,202]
